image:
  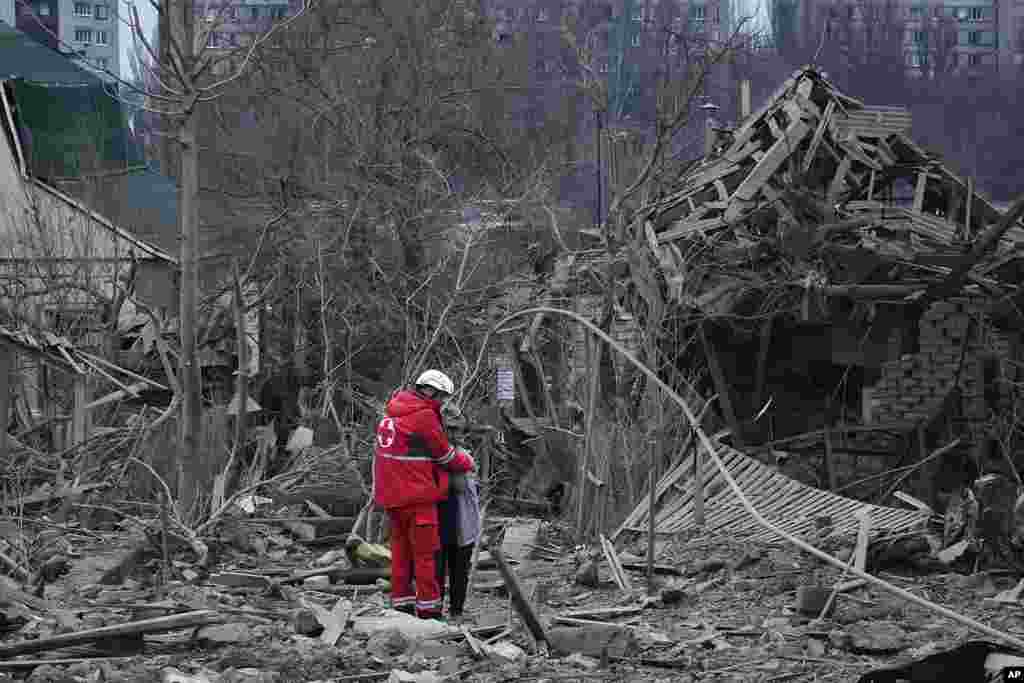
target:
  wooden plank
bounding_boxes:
[657,216,729,243]
[733,119,812,202]
[727,72,802,152]
[827,157,852,202]
[0,611,220,658]
[838,139,882,171]
[713,179,729,201]
[913,171,929,213]
[490,546,546,644]
[802,100,835,173]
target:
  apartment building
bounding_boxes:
[774,0,1023,74]
[10,0,117,79]
[1,2,15,28]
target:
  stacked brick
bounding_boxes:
[870,297,990,428]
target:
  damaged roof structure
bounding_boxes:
[583,66,1024,543]
[644,66,1024,317]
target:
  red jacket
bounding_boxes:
[373,389,474,512]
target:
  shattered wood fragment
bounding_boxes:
[559,606,644,621]
[732,118,812,201]
[0,657,134,669]
[286,566,389,584]
[318,597,353,646]
[488,545,546,644]
[600,535,631,592]
[0,610,221,657]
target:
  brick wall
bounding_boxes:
[869,297,998,429]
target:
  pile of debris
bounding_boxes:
[645,65,1024,319]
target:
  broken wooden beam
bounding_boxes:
[489,545,546,644]
[286,566,389,585]
[0,610,221,658]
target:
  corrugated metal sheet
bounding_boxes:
[836,106,913,137]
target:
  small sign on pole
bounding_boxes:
[496,367,515,402]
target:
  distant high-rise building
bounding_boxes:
[191,0,300,74]
[1,2,16,29]
[13,0,118,80]
[771,0,1022,75]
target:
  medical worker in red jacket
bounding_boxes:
[373,370,474,619]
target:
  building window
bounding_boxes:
[94,4,108,19]
[690,5,706,20]
[599,59,608,73]
[207,31,222,47]
[37,3,50,15]
[73,2,91,16]
[74,28,92,42]
[95,29,108,44]
[969,7,986,21]
[968,30,981,44]
[271,5,287,18]
[537,7,548,21]
[909,5,925,18]
[968,52,982,65]
[504,7,515,20]
[955,7,970,21]
[913,30,925,43]
[249,7,260,19]
[632,7,642,21]
[96,56,108,67]
[631,33,641,46]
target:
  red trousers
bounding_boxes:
[388,505,442,618]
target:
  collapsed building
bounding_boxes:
[494,66,1024,534]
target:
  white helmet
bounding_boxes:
[415,369,455,396]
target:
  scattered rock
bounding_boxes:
[795,585,832,616]
[367,627,413,658]
[483,641,526,664]
[438,659,460,676]
[730,550,763,571]
[26,665,73,683]
[294,608,324,636]
[659,586,688,605]
[564,652,600,670]
[806,638,827,657]
[838,622,908,654]
[547,625,636,657]
[686,558,727,577]
[352,610,453,639]
[196,622,254,645]
[575,560,599,588]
